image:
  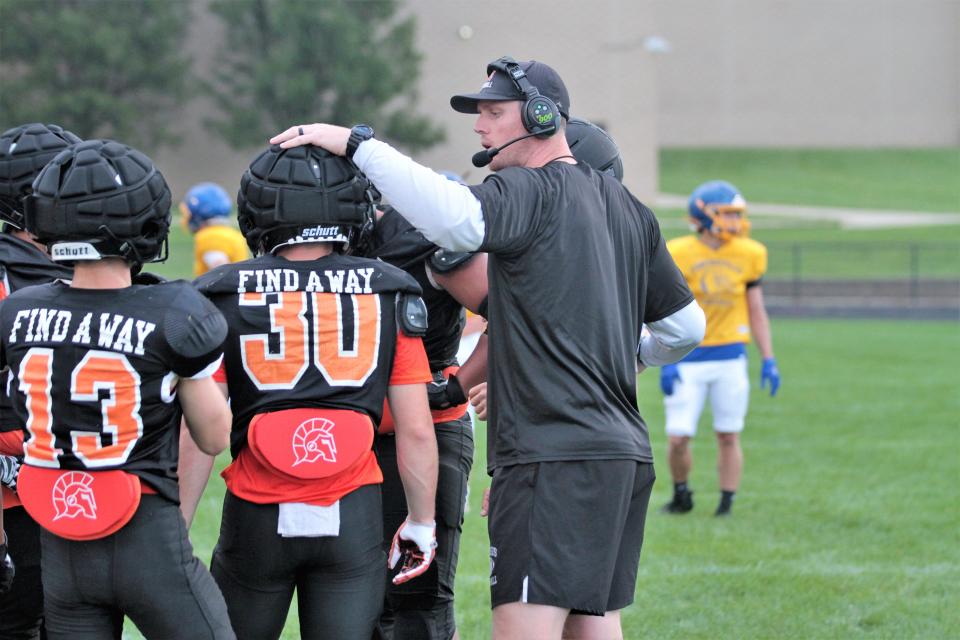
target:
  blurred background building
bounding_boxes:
[2,0,957,203]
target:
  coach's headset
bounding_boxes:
[487,56,561,138]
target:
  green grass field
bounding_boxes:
[142,319,959,639]
[660,148,960,213]
[126,149,958,638]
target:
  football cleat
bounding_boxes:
[661,489,694,514]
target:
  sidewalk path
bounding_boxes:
[656,194,960,229]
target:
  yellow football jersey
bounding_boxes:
[666,235,767,346]
[193,224,249,276]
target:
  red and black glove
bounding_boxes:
[388,518,437,585]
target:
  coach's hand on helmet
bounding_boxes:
[0,532,14,595]
[388,518,437,585]
[660,364,681,396]
[270,124,350,155]
[428,374,468,411]
[0,455,20,492]
[761,357,780,397]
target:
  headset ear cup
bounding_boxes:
[524,96,561,137]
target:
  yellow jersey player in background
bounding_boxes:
[659,180,781,516]
[181,182,249,276]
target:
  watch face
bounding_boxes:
[354,125,374,138]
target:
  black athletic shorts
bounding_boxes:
[488,459,655,616]
[0,505,44,640]
[40,494,234,640]
[376,414,474,640]
[211,484,385,640]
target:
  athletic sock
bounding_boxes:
[674,481,689,495]
[717,490,735,513]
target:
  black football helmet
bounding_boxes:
[565,118,623,181]
[0,123,83,230]
[24,139,171,266]
[237,145,377,256]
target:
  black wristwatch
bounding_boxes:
[346,124,375,160]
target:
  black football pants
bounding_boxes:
[375,414,474,640]
[40,495,234,640]
[0,506,44,640]
[211,484,385,640]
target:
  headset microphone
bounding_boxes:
[471,130,545,168]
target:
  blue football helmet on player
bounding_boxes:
[181,182,232,233]
[688,180,750,241]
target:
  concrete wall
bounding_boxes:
[402,0,660,200]
[653,0,960,146]
[154,0,957,205]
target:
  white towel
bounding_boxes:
[277,501,340,537]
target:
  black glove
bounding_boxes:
[427,374,468,411]
[0,455,19,492]
[0,533,14,595]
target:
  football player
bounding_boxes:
[365,172,486,640]
[192,144,438,640]
[0,122,80,639]
[181,182,249,276]
[660,180,781,516]
[0,139,235,639]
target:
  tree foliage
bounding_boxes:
[207,0,443,151]
[0,0,191,150]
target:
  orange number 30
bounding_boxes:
[20,348,143,468]
[240,291,381,390]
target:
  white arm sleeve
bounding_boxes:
[638,300,706,367]
[353,139,485,251]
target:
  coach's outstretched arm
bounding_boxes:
[272,125,485,252]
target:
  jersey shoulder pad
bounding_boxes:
[132,271,167,285]
[428,248,476,274]
[160,282,228,361]
[369,207,437,268]
[193,260,250,296]
[396,293,428,337]
[737,236,767,257]
[348,257,422,296]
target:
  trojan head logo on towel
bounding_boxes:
[292,417,338,466]
[52,471,98,520]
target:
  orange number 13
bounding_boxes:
[20,348,143,468]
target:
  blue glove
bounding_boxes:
[761,358,780,397]
[660,364,681,396]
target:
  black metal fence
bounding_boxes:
[762,242,959,319]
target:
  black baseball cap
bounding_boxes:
[450,58,570,119]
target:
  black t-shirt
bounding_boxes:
[0,280,226,502]
[194,253,423,458]
[368,207,467,371]
[0,234,73,433]
[471,162,693,472]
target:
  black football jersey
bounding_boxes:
[0,280,226,502]
[194,252,423,458]
[0,233,73,433]
[368,207,468,371]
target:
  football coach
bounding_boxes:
[272,56,705,640]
